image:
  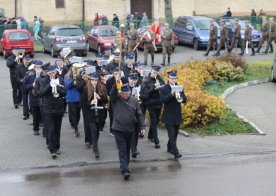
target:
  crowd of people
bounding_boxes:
[6,34,187,180]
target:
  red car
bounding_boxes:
[86,25,119,53]
[0,29,34,59]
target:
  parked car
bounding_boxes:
[224,19,262,47]
[42,25,87,57]
[137,25,179,52]
[86,25,119,53]
[0,29,34,59]
[173,16,220,50]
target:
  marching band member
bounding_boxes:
[160,70,187,159]
[105,52,121,74]
[39,65,67,159]
[121,54,134,78]
[98,70,109,133]
[110,75,145,180]
[64,64,81,137]
[140,65,165,148]
[15,54,32,120]
[23,60,44,135]
[6,47,22,109]
[83,72,108,159]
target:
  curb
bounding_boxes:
[221,78,271,135]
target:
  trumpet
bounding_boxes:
[50,75,60,98]
[16,50,25,64]
[171,85,184,103]
[155,75,165,90]
[175,91,183,103]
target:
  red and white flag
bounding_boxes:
[150,18,161,49]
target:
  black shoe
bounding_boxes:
[139,133,144,138]
[123,172,130,180]
[132,151,140,158]
[95,152,100,159]
[14,104,19,109]
[34,131,40,136]
[85,142,91,149]
[56,150,61,155]
[51,153,57,159]
[167,149,174,155]
[23,115,29,120]
[75,129,80,137]
[155,143,160,149]
[268,50,273,53]
[174,154,182,159]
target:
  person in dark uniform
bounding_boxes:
[140,65,164,148]
[127,23,139,63]
[213,20,229,56]
[98,70,109,133]
[121,54,134,78]
[263,17,276,54]
[239,21,255,56]
[228,19,242,52]
[142,25,155,65]
[39,65,67,159]
[161,23,174,66]
[160,70,187,159]
[256,16,270,53]
[23,60,43,135]
[15,53,32,119]
[83,72,108,159]
[105,52,121,74]
[6,47,22,109]
[110,75,145,180]
[204,20,218,56]
[64,64,81,137]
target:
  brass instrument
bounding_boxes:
[63,48,75,65]
[16,49,25,64]
[73,63,86,80]
[171,85,184,103]
[50,75,60,98]
[175,91,183,103]
[155,75,165,90]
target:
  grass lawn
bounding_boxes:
[189,60,272,136]
[34,42,43,52]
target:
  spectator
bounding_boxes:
[134,12,140,29]
[20,17,29,30]
[251,9,257,27]
[38,17,44,40]
[112,13,119,28]
[126,13,131,30]
[33,16,41,42]
[140,12,148,28]
[259,9,266,24]
[94,13,100,26]
[223,7,232,18]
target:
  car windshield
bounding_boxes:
[99,28,117,36]
[56,28,83,36]
[8,32,29,41]
[194,18,220,30]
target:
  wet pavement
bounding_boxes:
[1,46,276,195]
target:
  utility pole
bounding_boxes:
[164,0,173,26]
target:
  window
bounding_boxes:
[9,32,29,41]
[56,0,65,8]
[56,28,83,36]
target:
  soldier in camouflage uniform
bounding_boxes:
[239,21,255,56]
[161,23,174,66]
[127,23,139,63]
[263,17,276,54]
[143,25,155,65]
[213,20,229,56]
[256,16,271,53]
[228,19,241,52]
[204,20,218,56]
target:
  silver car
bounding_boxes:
[42,24,87,57]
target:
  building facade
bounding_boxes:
[0,0,275,24]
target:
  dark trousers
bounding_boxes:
[32,106,41,131]
[82,107,92,144]
[88,122,100,153]
[108,107,114,134]
[131,124,139,153]
[98,109,107,132]
[40,105,48,145]
[68,102,81,130]
[166,124,180,156]
[10,75,22,106]
[44,113,63,154]
[22,89,29,116]
[147,108,161,144]
[114,130,133,175]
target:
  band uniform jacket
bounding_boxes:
[23,71,39,107]
[209,25,218,40]
[244,26,252,41]
[161,28,173,47]
[234,24,241,38]
[160,84,187,125]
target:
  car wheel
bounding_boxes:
[193,39,199,50]
[3,49,8,59]
[51,46,56,57]
[272,68,276,83]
